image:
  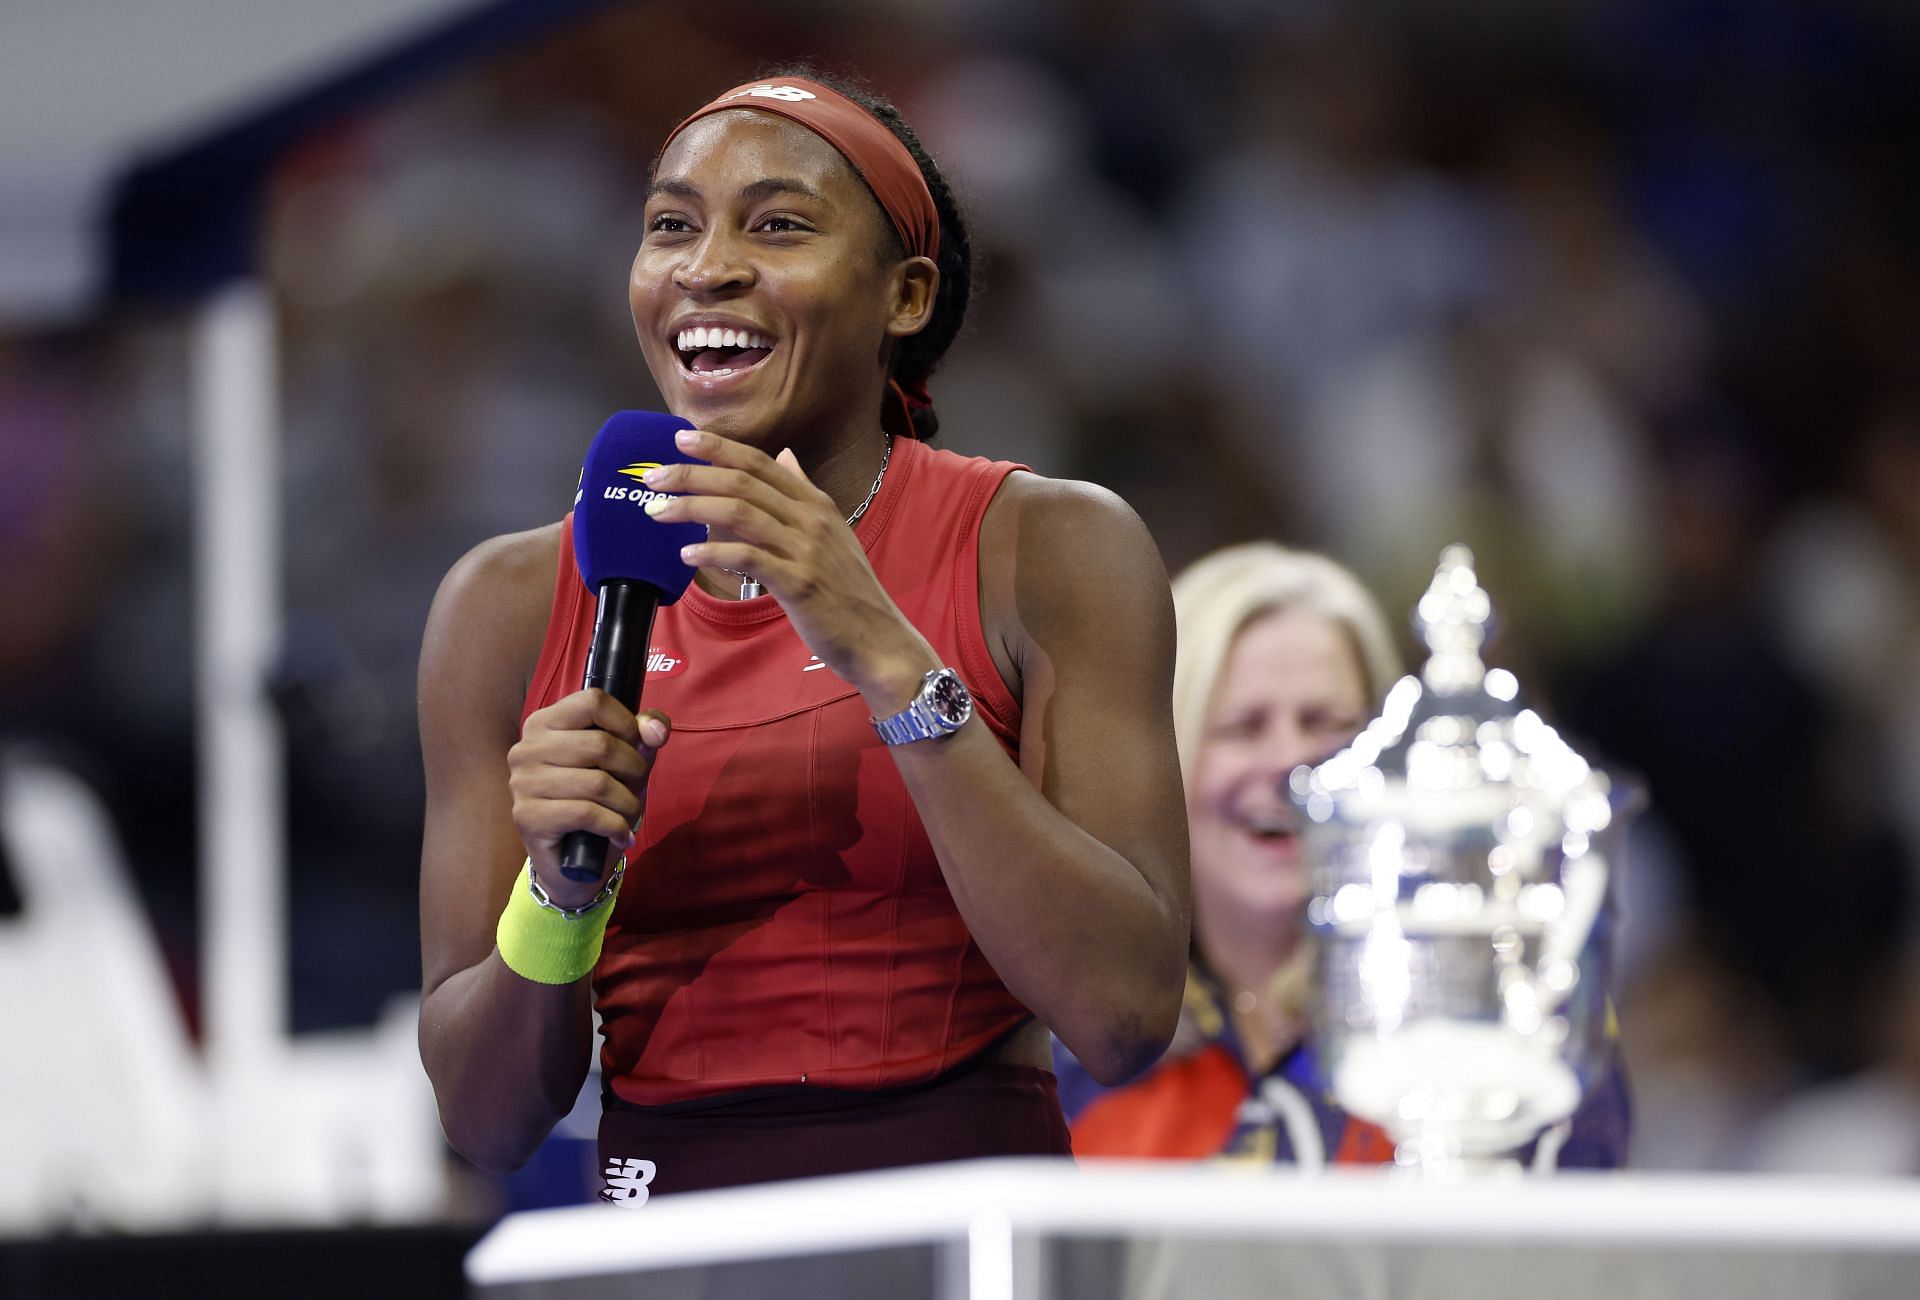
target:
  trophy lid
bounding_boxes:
[1292,546,1610,841]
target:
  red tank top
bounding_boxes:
[523,436,1033,1106]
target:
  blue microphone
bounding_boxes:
[558,411,705,884]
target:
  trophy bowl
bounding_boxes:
[1294,547,1631,1175]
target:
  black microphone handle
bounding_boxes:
[558,579,662,884]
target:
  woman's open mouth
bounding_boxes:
[674,325,774,380]
[1239,810,1299,845]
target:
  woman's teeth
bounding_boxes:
[676,326,772,352]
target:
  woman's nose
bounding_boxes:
[1255,722,1318,777]
[673,232,754,295]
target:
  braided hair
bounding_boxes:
[757,64,974,442]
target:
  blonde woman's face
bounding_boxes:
[1189,608,1371,942]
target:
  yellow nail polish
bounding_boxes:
[643,496,669,517]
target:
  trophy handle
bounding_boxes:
[1534,774,1638,1016]
[1534,842,1607,1016]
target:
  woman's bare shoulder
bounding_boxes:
[441,521,565,603]
[980,471,1168,637]
[421,521,568,719]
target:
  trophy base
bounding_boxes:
[1331,1020,1582,1174]
[1389,1138,1527,1181]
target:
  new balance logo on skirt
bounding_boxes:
[602,1156,656,1207]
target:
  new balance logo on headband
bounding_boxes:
[721,84,817,103]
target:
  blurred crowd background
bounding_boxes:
[5,0,1920,1206]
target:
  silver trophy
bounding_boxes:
[1293,546,1630,1175]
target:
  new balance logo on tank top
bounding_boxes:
[523,437,1031,1107]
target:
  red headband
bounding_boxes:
[662,78,941,264]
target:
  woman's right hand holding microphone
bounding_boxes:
[508,688,672,910]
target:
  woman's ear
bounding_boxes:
[885,256,940,339]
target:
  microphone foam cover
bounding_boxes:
[573,411,705,601]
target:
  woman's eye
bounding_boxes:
[758,216,810,234]
[647,215,691,234]
[1209,714,1262,741]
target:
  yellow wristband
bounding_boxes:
[495,860,623,985]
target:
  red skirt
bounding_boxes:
[595,1062,1073,1204]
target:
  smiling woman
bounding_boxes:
[635,76,964,451]
[414,69,1190,1200]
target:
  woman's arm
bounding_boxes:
[650,434,1190,1085]
[890,472,1191,1084]
[415,525,662,1172]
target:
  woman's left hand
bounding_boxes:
[640,428,935,705]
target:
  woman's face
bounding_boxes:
[1188,608,1372,945]
[631,110,917,446]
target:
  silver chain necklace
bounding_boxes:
[717,433,892,600]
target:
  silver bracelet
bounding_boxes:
[527,859,626,920]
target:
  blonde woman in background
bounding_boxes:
[1053,542,1630,1168]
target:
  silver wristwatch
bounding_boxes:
[871,667,974,744]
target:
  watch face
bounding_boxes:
[928,670,972,726]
